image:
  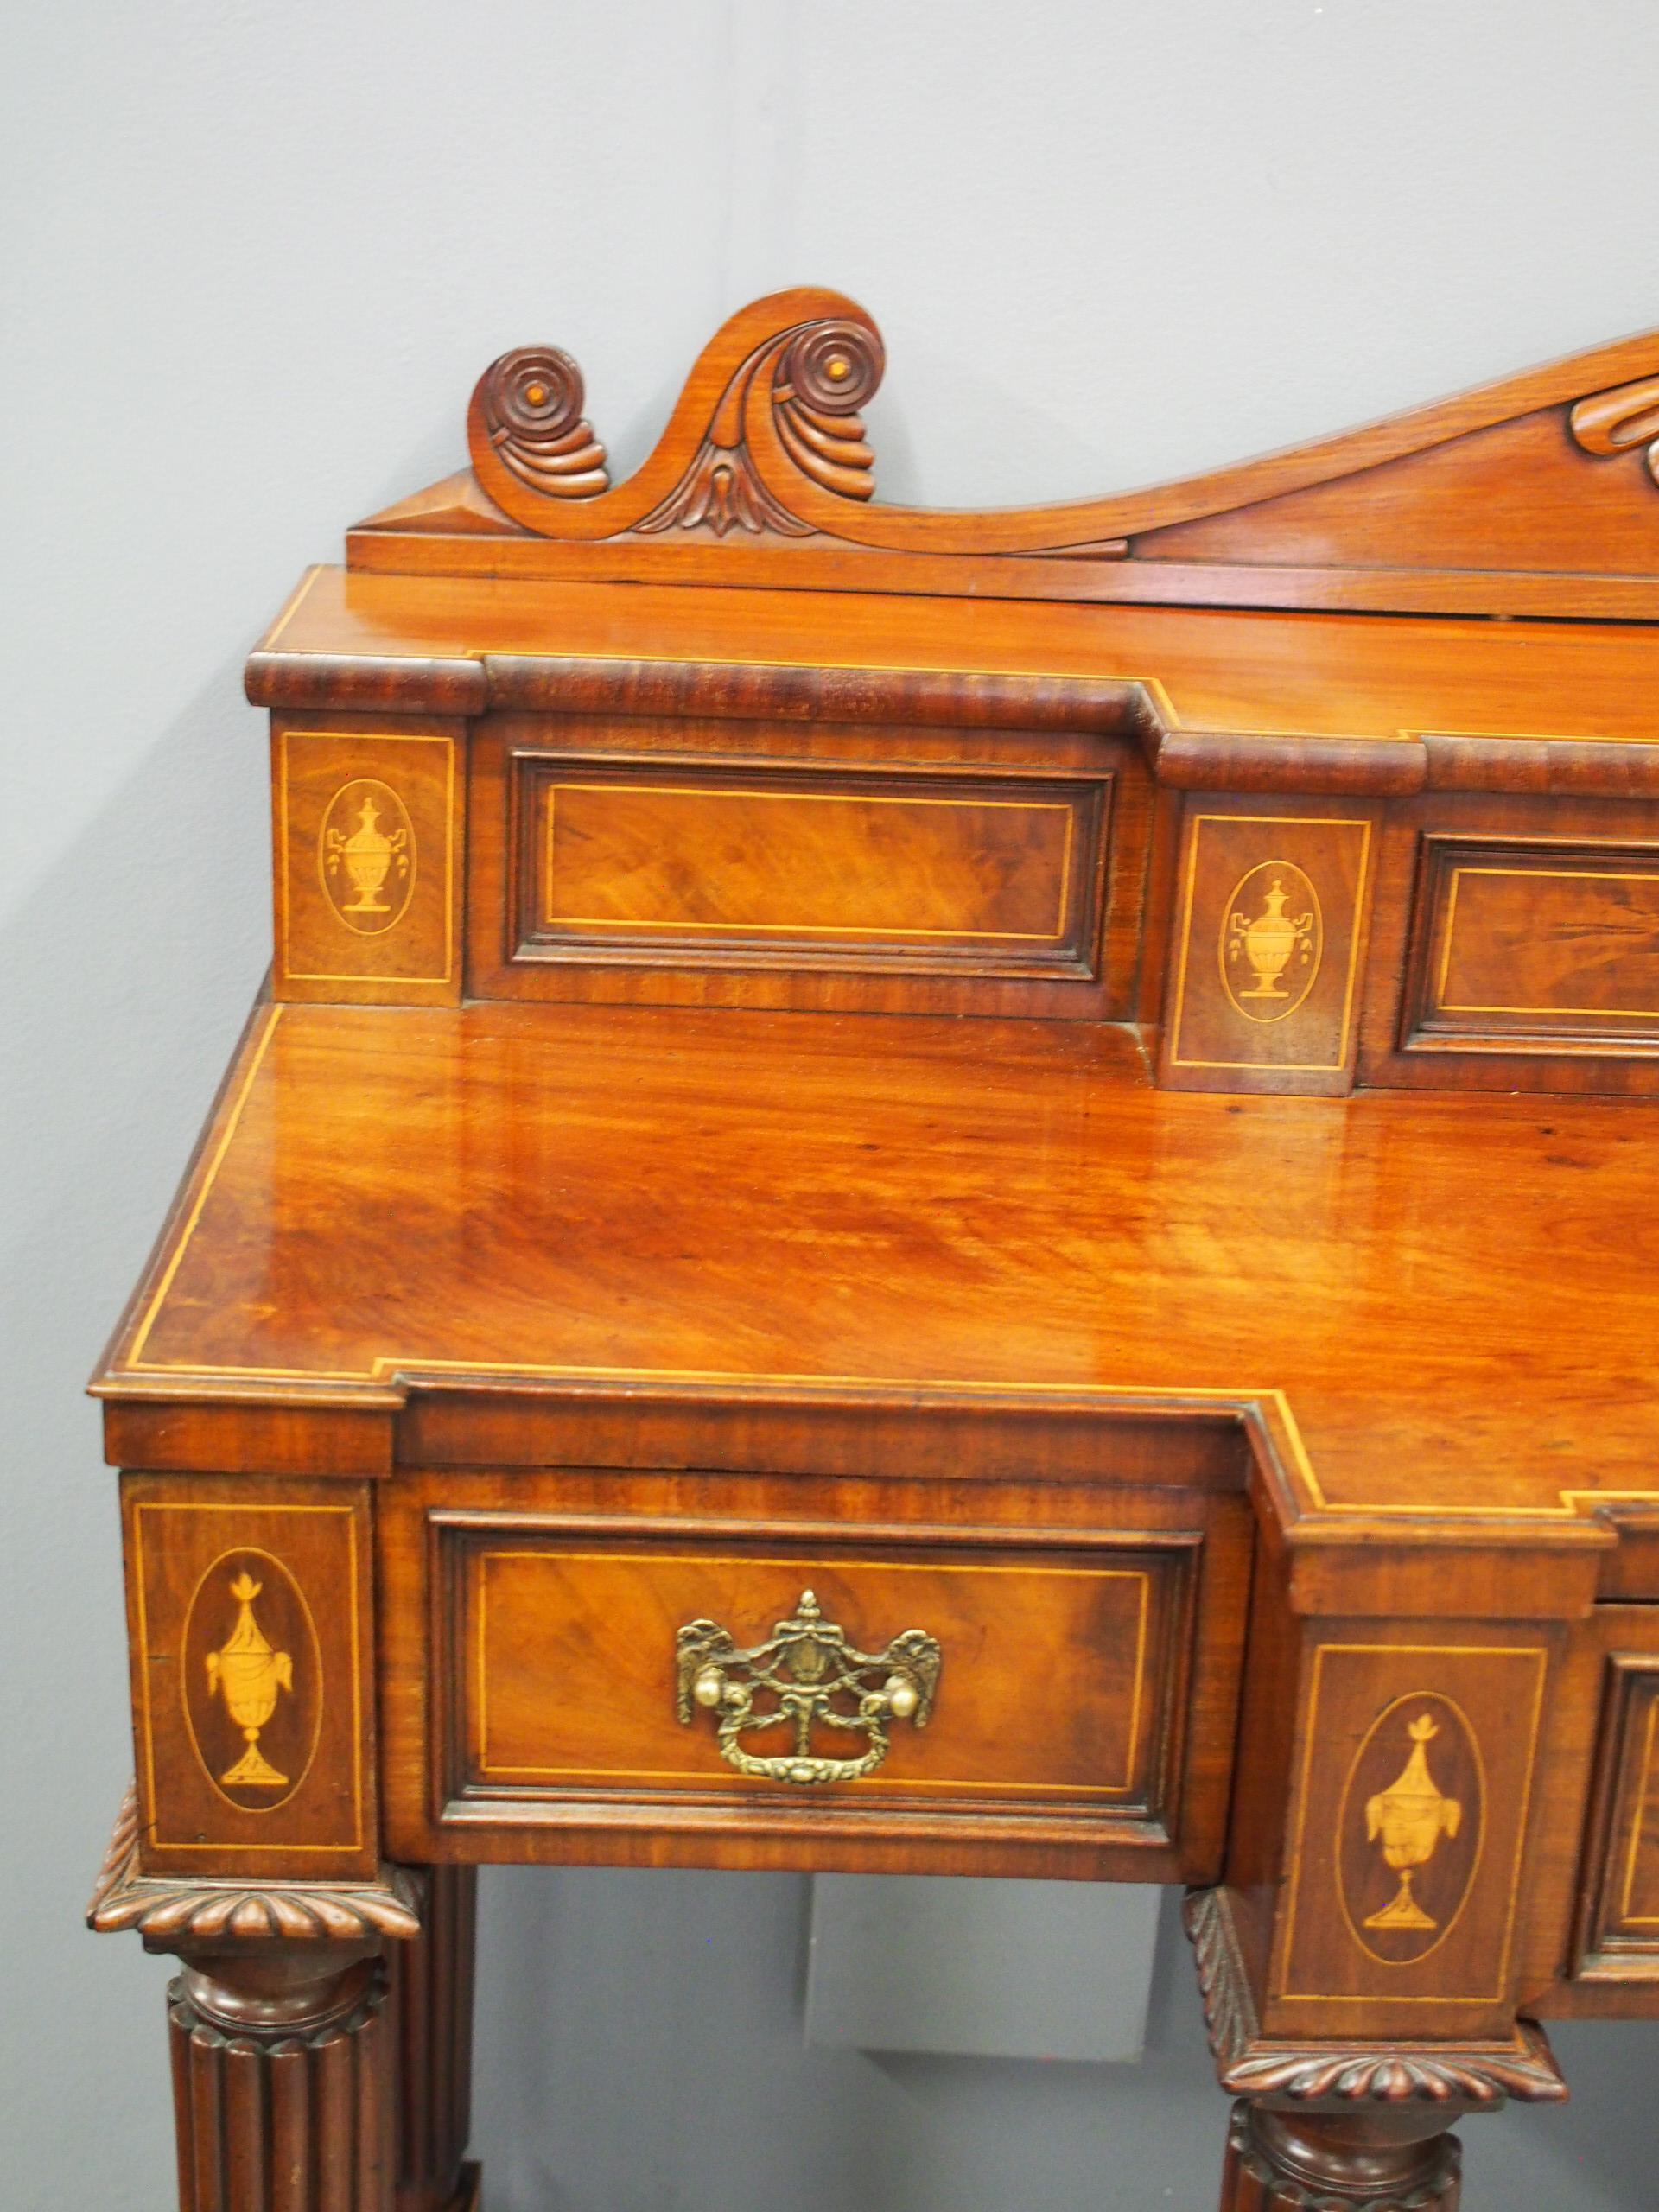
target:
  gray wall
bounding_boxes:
[5,3,1659,2206]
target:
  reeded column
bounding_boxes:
[168,1948,394,2212]
[1221,2103,1462,2212]
[391,1867,479,2212]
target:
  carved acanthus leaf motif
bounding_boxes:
[635,433,814,538]
[636,316,883,538]
[478,346,610,499]
[1569,376,1659,489]
[1182,1887,1567,2106]
[87,1783,423,1945]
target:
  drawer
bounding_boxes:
[1575,1613,1659,1981]
[380,1468,1252,1881]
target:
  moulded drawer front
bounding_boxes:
[462,1538,1174,1807]
[1576,1621,1659,1981]
[383,1468,1253,1882]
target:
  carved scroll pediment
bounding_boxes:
[349,291,1659,616]
[467,289,883,544]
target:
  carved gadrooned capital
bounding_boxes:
[87,1782,422,1947]
[1184,1886,1567,2107]
[1224,2103,1460,2212]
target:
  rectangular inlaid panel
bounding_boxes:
[1161,805,1374,1094]
[274,722,461,1004]
[1576,1647,1659,1980]
[121,1474,378,1877]
[435,1530,1203,1822]
[1405,837,1659,1052]
[1268,1639,1548,2032]
[513,760,1107,976]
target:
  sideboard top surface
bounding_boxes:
[256,564,1659,748]
[96,995,1659,1532]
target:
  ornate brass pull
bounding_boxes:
[676,1589,942,1787]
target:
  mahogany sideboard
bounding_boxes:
[87,289,1659,2212]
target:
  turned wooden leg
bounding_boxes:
[168,1945,395,2212]
[1220,2102,1462,2212]
[391,1868,479,2212]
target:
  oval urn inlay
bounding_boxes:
[1338,1693,1484,1967]
[1219,859,1322,1021]
[319,777,416,935]
[182,1548,323,1813]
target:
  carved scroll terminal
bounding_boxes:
[478,345,610,499]
[1570,376,1659,489]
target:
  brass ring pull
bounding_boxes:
[676,1589,942,1786]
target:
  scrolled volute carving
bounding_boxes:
[476,345,609,499]
[87,1782,422,1947]
[1570,375,1659,488]
[771,319,883,504]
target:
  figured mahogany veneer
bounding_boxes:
[91,292,1659,2212]
[92,997,1659,1531]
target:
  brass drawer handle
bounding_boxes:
[676,1589,942,1786]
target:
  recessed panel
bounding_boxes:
[453,1534,1180,1808]
[1577,1645,1659,1980]
[1407,838,1659,1052]
[515,760,1106,976]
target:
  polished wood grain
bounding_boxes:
[467,709,1153,1019]
[251,564,1659,750]
[93,997,1659,1530]
[527,766,1095,962]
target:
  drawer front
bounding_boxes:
[381,1470,1251,1881]
[466,713,1154,1020]
[468,1541,1167,1802]
[521,762,1104,974]
[1576,1622,1659,1980]
[1404,836,1659,1056]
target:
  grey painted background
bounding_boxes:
[5,3,1659,2206]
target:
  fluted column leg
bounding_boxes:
[168,1947,394,2212]
[1220,2102,1463,2212]
[391,1868,479,2212]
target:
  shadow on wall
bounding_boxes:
[472,1870,1659,2212]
